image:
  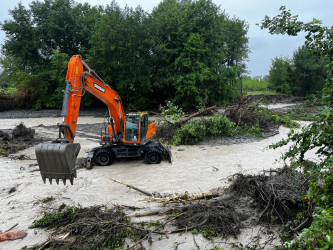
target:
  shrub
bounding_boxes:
[172,115,235,145]
[206,115,235,136]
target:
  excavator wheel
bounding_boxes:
[94,149,113,166]
[144,150,162,164]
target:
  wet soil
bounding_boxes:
[0,123,46,157]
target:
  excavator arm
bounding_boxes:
[61,55,125,142]
[35,55,126,184]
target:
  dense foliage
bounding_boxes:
[260,6,333,249]
[269,46,328,96]
[172,115,236,145]
[0,0,249,110]
[162,104,298,146]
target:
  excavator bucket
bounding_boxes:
[35,143,81,185]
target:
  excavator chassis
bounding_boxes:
[87,141,171,168]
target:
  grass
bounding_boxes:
[242,79,268,90]
[244,90,281,96]
[241,79,281,96]
[0,144,22,156]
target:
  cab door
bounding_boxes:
[140,114,148,143]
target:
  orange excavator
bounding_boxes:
[35,55,171,185]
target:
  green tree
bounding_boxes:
[268,57,292,95]
[1,0,99,71]
[150,0,249,109]
[289,46,328,96]
[89,2,153,109]
[1,0,249,110]
[1,3,39,72]
[0,0,99,108]
[174,33,212,107]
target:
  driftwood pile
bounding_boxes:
[32,206,148,250]
[229,168,311,228]
[140,167,312,238]
[31,167,312,248]
[225,96,278,135]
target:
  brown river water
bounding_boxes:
[0,104,314,249]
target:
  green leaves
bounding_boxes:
[268,57,292,95]
[0,0,249,110]
[268,46,328,97]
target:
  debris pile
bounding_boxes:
[12,123,35,139]
[170,167,312,240]
[226,102,278,135]
[0,122,37,156]
[32,205,148,249]
[174,201,243,238]
[31,168,312,248]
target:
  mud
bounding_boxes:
[0,106,313,249]
[0,123,45,157]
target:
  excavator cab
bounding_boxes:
[123,113,156,145]
[100,112,155,145]
[101,113,155,145]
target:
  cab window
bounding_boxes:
[125,117,139,141]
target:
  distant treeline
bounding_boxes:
[0,0,249,110]
[268,46,328,97]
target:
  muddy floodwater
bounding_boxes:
[0,105,303,249]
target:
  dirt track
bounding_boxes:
[0,106,301,249]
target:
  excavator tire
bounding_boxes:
[94,149,113,166]
[144,150,162,164]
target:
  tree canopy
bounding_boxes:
[0,0,249,110]
[268,46,328,96]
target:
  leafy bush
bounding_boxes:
[285,208,333,249]
[160,101,184,123]
[206,115,235,136]
[172,119,208,145]
[254,107,299,128]
[172,115,235,145]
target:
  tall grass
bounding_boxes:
[242,79,268,91]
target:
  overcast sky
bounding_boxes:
[1,0,332,77]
